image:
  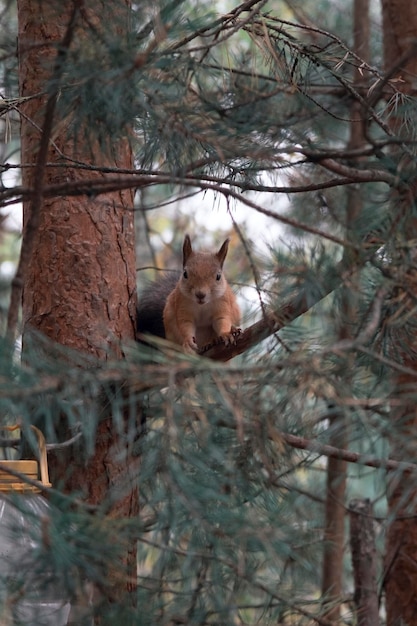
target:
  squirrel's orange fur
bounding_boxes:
[163,235,241,353]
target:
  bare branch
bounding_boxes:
[203,259,351,360]
[281,431,417,473]
[317,157,396,185]
[0,163,396,208]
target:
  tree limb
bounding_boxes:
[203,260,349,360]
[281,431,417,473]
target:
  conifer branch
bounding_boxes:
[0,163,397,206]
[280,432,417,473]
[202,259,351,361]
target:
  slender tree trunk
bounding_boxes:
[321,419,347,622]
[380,1,417,624]
[349,499,379,626]
[321,1,369,621]
[17,0,138,613]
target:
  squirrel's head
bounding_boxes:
[180,235,230,305]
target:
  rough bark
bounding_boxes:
[381,1,417,624]
[17,0,138,612]
[381,0,417,73]
[18,1,136,354]
[349,499,379,626]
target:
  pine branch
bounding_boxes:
[317,157,396,185]
[2,170,394,206]
[202,258,351,361]
[0,166,396,248]
[4,159,398,194]
[281,432,417,473]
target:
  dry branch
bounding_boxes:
[204,261,348,361]
[281,431,417,472]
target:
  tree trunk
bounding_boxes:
[321,1,369,621]
[381,1,417,624]
[321,423,347,622]
[349,499,379,626]
[17,0,138,612]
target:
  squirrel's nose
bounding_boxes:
[195,291,206,303]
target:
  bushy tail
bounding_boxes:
[136,272,179,339]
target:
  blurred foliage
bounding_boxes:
[0,329,391,624]
[0,0,416,623]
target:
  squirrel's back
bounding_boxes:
[136,272,178,339]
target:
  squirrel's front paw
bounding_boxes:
[182,336,198,354]
[219,327,242,346]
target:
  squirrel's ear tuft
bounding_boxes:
[183,234,193,266]
[216,238,230,267]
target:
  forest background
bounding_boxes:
[1,0,417,624]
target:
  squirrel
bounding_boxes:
[137,235,241,353]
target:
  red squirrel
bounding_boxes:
[137,235,241,353]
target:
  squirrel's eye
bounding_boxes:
[216,272,222,281]
[183,270,188,279]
